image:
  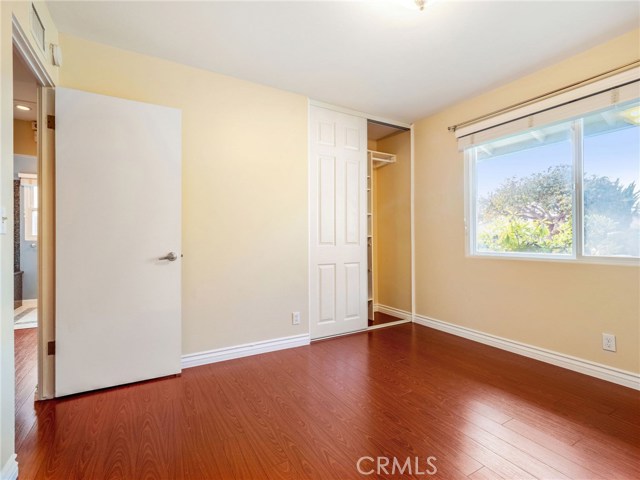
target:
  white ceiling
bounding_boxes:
[47,1,640,124]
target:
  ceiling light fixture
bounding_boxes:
[620,105,640,125]
[15,105,31,111]
[415,0,426,10]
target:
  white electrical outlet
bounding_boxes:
[292,312,301,325]
[602,333,616,352]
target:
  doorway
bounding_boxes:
[12,46,41,448]
[13,49,39,330]
[308,104,413,340]
[366,120,412,328]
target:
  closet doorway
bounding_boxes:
[308,104,413,340]
[366,120,412,328]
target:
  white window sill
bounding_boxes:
[468,251,640,267]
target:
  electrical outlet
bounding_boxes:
[292,312,301,325]
[602,333,616,352]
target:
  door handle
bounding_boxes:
[159,252,178,262]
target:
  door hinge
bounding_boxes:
[47,341,55,355]
[47,115,55,130]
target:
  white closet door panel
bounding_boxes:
[310,105,367,339]
[345,127,360,150]
[318,264,336,324]
[319,121,335,146]
[319,155,336,245]
[344,263,361,320]
[345,160,360,244]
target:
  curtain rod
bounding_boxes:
[447,60,640,133]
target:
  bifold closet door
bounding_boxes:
[55,87,182,397]
[309,105,368,339]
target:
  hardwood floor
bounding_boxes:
[15,327,38,456]
[15,324,640,479]
[368,311,403,327]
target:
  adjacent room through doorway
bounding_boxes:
[13,48,40,435]
[13,50,39,330]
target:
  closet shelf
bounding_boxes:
[367,150,396,169]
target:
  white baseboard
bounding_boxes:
[1,454,18,480]
[370,304,412,330]
[374,304,411,321]
[181,333,310,369]
[414,314,640,391]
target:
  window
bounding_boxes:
[23,183,38,242]
[468,100,640,262]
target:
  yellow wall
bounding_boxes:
[1,1,59,469]
[58,34,309,355]
[13,119,36,155]
[375,131,412,312]
[413,29,640,373]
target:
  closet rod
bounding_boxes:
[447,59,640,133]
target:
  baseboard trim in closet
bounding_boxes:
[374,304,411,320]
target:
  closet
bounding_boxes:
[367,150,396,321]
[366,120,412,327]
[308,107,411,340]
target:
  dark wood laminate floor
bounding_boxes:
[368,312,403,327]
[15,323,640,479]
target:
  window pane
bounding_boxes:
[31,211,38,237]
[583,102,640,258]
[474,122,573,255]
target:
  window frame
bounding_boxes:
[465,117,639,266]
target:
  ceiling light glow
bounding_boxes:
[16,105,31,111]
[620,105,640,125]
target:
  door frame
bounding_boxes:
[307,99,415,340]
[13,15,56,400]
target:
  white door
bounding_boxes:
[55,87,182,397]
[309,105,367,339]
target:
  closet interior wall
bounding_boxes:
[366,125,412,322]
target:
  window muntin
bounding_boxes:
[468,100,640,262]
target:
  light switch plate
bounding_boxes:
[0,207,7,235]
